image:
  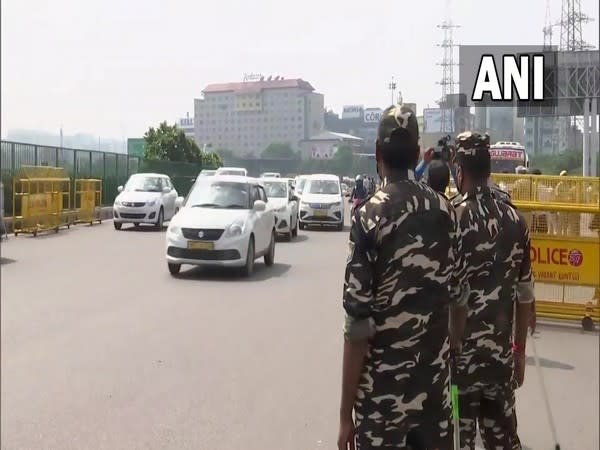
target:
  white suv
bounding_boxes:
[113,173,178,230]
[166,175,276,277]
[298,174,345,231]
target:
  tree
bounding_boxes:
[530,150,583,175]
[215,148,235,165]
[202,152,223,169]
[262,142,298,159]
[143,122,202,163]
[332,144,355,175]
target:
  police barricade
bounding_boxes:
[75,179,102,225]
[491,174,600,328]
[12,166,72,237]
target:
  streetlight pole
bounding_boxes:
[388,77,397,105]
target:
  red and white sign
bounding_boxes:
[489,148,524,160]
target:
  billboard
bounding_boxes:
[423,109,454,134]
[127,138,145,158]
[363,108,383,124]
[342,105,363,119]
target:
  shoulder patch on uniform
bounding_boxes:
[450,193,463,207]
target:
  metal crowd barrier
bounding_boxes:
[75,179,103,225]
[489,174,600,328]
[12,166,72,237]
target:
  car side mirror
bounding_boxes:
[117,185,123,193]
[162,186,171,194]
[175,197,184,209]
[253,200,266,212]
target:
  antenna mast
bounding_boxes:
[436,0,460,133]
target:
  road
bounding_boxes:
[1,219,598,450]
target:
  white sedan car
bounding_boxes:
[166,175,276,277]
[261,177,299,241]
[298,174,345,231]
[113,173,178,230]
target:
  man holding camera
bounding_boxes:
[450,132,533,450]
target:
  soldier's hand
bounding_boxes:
[514,352,526,387]
[337,416,356,450]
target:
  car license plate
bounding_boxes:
[314,209,328,217]
[188,241,214,250]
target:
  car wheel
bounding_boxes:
[168,263,181,275]
[292,216,298,237]
[114,222,122,230]
[155,208,164,230]
[242,236,255,277]
[264,230,275,266]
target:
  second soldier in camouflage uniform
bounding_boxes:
[337,105,469,450]
[450,132,534,450]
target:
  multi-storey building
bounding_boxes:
[178,113,195,140]
[194,78,324,157]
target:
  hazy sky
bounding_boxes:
[2,0,598,140]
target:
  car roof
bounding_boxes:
[306,173,339,181]
[260,177,288,183]
[129,173,168,178]
[217,167,247,171]
[203,174,258,183]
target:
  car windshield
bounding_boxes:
[491,159,523,174]
[186,180,250,209]
[124,176,163,192]
[263,181,287,198]
[201,171,216,176]
[296,178,307,193]
[307,179,340,195]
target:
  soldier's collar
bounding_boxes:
[463,184,491,200]
[382,169,415,187]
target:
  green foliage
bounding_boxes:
[214,148,235,165]
[202,152,223,169]
[143,122,202,163]
[530,150,583,176]
[261,142,298,159]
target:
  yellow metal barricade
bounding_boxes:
[490,174,599,328]
[12,166,71,237]
[75,179,102,225]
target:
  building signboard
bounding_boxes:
[342,105,364,119]
[363,108,383,124]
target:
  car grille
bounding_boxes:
[308,203,334,209]
[182,228,224,241]
[167,247,240,260]
[120,213,146,219]
[121,202,145,207]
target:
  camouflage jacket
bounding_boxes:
[343,170,469,429]
[451,185,534,386]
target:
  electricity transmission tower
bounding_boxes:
[558,0,593,51]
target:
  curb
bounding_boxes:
[1,206,114,233]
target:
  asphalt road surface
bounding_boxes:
[1,219,598,450]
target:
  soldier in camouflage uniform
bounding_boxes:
[337,104,470,450]
[450,132,534,450]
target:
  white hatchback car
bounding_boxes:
[261,177,299,241]
[298,174,345,231]
[166,175,276,276]
[113,173,178,230]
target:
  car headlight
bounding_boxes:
[276,206,287,213]
[147,200,157,207]
[224,220,245,237]
[300,201,308,207]
[114,200,121,206]
[331,201,341,207]
[168,224,181,235]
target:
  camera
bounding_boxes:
[433,135,452,162]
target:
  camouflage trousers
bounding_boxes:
[457,382,521,450]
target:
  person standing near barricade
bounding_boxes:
[450,131,533,450]
[337,104,469,450]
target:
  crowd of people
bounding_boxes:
[338,104,535,450]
